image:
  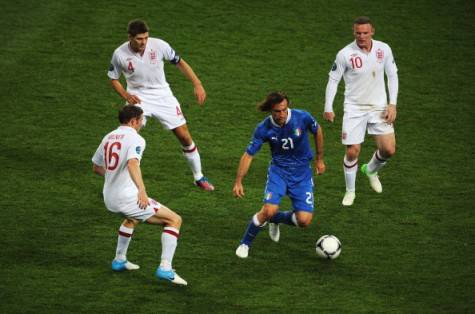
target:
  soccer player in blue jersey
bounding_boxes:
[233,92,326,258]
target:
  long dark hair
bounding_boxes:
[257,91,289,112]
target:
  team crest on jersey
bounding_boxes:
[149,50,157,64]
[136,146,141,154]
[376,49,384,63]
[294,128,302,137]
[265,192,273,200]
[342,132,347,140]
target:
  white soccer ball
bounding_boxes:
[316,235,341,259]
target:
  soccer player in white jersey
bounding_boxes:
[323,16,398,206]
[92,105,187,285]
[108,19,214,191]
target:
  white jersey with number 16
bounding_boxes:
[92,126,146,207]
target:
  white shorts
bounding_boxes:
[342,109,394,145]
[129,90,186,130]
[106,197,163,222]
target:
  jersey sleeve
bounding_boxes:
[384,45,399,105]
[92,142,105,167]
[328,50,346,82]
[245,125,266,156]
[161,41,181,65]
[107,51,122,80]
[304,112,319,134]
[126,136,146,161]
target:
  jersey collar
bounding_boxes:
[118,125,137,133]
[352,40,373,53]
[270,108,292,127]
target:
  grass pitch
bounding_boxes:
[1,0,474,312]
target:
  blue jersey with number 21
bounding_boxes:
[246,109,320,212]
[246,109,319,167]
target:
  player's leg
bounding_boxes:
[172,124,214,191]
[236,203,279,258]
[145,203,187,285]
[361,116,396,192]
[269,166,314,241]
[236,165,285,258]
[287,168,314,227]
[294,211,313,227]
[111,217,141,271]
[109,197,160,272]
[341,111,367,206]
[342,144,360,206]
[149,96,214,191]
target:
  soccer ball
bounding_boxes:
[316,235,341,259]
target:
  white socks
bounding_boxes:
[115,224,134,261]
[182,141,203,181]
[160,227,180,271]
[343,156,358,192]
[367,150,388,173]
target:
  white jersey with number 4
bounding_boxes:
[329,39,398,111]
[107,38,180,97]
[92,126,146,208]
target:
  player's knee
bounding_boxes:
[381,146,396,158]
[124,218,139,228]
[170,212,182,228]
[296,218,312,228]
[346,147,360,160]
[262,207,279,220]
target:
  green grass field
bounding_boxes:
[1,0,474,312]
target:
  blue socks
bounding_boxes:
[240,214,264,246]
[270,211,295,226]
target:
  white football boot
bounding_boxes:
[361,164,383,193]
[342,191,356,206]
[156,267,188,286]
[235,244,249,258]
[268,223,280,242]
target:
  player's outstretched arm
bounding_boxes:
[127,158,149,209]
[314,127,326,175]
[176,58,206,105]
[233,152,254,198]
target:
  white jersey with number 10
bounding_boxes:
[329,39,398,111]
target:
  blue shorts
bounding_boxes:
[263,164,314,212]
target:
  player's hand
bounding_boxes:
[323,112,335,123]
[125,93,141,105]
[384,104,397,124]
[233,182,245,198]
[315,159,326,175]
[194,84,206,105]
[137,189,149,209]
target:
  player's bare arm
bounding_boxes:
[110,79,141,105]
[92,164,106,176]
[127,158,149,209]
[385,104,397,124]
[175,59,206,105]
[233,152,254,198]
[314,127,326,175]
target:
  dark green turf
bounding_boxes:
[1,0,474,312]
